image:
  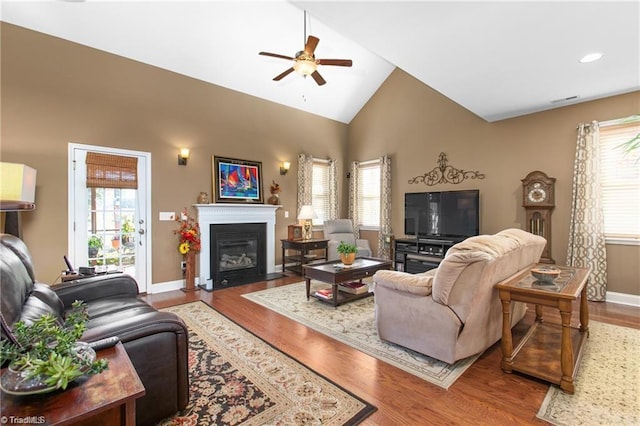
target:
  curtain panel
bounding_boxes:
[296,153,313,217]
[348,161,362,237]
[328,159,339,220]
[567,122,608,301]
[377,155,392,259]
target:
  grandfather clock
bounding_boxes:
[522,171,556,264]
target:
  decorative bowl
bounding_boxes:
[531,266,562,283]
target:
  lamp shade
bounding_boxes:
[0,162,37,211]
[297,205,317,220]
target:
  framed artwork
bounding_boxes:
[288,225,303,241]
[213,156,264,204]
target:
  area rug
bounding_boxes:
[537,320,640,425]
[242,281,479,389]
[159,301,376,425]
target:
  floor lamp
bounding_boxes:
[0,162,37,239]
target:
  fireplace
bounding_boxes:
[210,223,266,289]
[195,203,279,290]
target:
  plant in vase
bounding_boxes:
[88,235,103,258]
[337,241,358,265]
[174,208,201,291]
[0,301,109,394]
[121,217,135,244]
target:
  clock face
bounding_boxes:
[527,182,547,203]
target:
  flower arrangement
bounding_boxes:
[174,208,201,254]
[270,180,281,195]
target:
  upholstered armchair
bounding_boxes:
[372,228,546,364]
[323,219,372,261]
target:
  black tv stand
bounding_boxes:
[394,236,466,273]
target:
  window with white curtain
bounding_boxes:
[311,159,330,226]
[599,118,640,243]
[357,160,381,228]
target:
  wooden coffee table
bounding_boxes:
[303,257,392,307]
[496,264,590,394]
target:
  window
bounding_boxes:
[599,118,640,243]
[357,160,381,228]
[311,159,330,226]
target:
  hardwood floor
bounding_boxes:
[142,276,640,425]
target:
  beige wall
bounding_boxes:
[1,23,347,285]
[2,23,638,297]
[348,69,639,296]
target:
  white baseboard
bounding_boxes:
[606,291,640,307]
[147,279,188,294]
[148,265,285,294]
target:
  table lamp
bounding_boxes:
[0,162,37,238]
[297,205,317,240]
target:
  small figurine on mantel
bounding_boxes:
[267,180,281,205]
[197,192,209,204]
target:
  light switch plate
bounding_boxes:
[159,211,175,221]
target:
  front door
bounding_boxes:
[68,143,151,293]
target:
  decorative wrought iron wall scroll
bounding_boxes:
[408,152,485,186]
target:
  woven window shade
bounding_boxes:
[86,152,138,189]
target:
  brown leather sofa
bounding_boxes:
[0,233,189,425]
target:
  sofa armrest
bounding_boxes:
[372,270,434,296]
[54,273,139,308]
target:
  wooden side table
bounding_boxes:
[281,239,328,276]
[496,264,590,394]
[1,342,145,425]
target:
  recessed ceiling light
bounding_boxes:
[580,52,603,63]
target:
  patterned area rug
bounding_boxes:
[537,320,640,425]
[242,281,479,389]
[159,301,376,425]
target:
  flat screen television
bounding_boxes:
[404,190,479,239]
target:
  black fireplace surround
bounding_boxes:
[209,223,266,290]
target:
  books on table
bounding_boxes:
[315,288,333,299]
[314,282,368,299]
[338,281,368,295]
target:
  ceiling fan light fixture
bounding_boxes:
[293,59,317,76]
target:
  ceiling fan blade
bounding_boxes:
[304,35,320,55]
[317,59,353,67]
[273,67,295,81]
[311,70,326,86]
[259,52,295,61]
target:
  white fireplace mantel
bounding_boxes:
[194,204,279,287]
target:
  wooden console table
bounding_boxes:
[281,238,328,275]
[496,264,590,394]
[1,342,145,425]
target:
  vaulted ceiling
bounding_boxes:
[2,1,638,124]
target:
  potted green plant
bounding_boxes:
[0,301,109,394]
[88,235,103,258]
[121,217,135,244]
[337,241,358,265]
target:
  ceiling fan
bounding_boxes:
[259,12,352,86]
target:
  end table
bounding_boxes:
[496,264,590,394]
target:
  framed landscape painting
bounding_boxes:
[213,156,264,204]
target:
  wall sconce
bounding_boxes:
[178,148,190,166]
[280,161,291,175]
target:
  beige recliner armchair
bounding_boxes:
[323,219,372,261]
[372,228,546,364]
